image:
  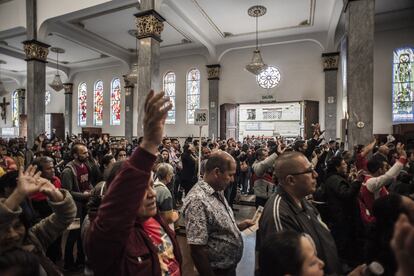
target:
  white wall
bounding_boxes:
[66,41,326,139]
[71,65,126,136]
[160,54,209,138]
[0,81,20,129]
[0,77,64,131]
[373,26,414,134]
[220,41,325,128]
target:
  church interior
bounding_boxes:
[1,0,414,276]
[0,0,412,144]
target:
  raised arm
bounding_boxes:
[366,143,407,192]
[252,153,278,177]
[86,90,172,271]
[360,138,376,158]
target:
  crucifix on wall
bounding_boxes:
[0,97,10,123]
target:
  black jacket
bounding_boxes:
[180,151,197,183]
[323,173,361,226]
[258,187,341,275]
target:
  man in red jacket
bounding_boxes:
[86,90,182,276]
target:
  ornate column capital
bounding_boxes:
[63,83,73,94]
[322,52,340,71]
[16,88,26,98]
[134,9,165,42]
[123,75,135,89]
[206,64,221,80]
[22,40,50,63]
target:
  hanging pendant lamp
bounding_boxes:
[245,5,268,75]
[49,47,65,92]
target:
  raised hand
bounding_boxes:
[391,214,414,276]
[16,165,43,196]
[396,142,407,158]
[141,90,173,155]
[39,178,64,202]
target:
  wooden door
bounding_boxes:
[303,101,319,139]
[50,113,64,140]
[220,104,239,140]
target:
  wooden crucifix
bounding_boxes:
[0,97,10,123]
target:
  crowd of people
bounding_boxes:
[1,91,414,276]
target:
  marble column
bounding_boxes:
[23,40,49,147]
[16,88,26,115]
[344,0,374,147]
[123,76,134,142]
[134,6,165,137]
[63,83,73,136]
[206,64,220,139]
[24,0,49,147]
[322,53,339,141]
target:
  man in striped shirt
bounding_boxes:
[257,151,341,275]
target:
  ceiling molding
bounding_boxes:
[161,1,216,59]
[0,44,71,76]
[0,0,13,5]
[0,27,26,40]
[69,61,125,82]
[217,32,326,62]
[44,21,132,65]
[191,0,316,38]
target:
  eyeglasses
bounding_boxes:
[288,166,316,176]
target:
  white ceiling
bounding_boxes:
[81,6,197,50]
[0,0,414,78]
[376,0,414,13]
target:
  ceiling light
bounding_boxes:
[0,60,8,97]
[245,5,267,75]
[49,47,65,92]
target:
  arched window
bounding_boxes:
[392,47,414,122]
[110,78,121,125]
[186,68,201,124]
[163,72,176,124]
[78,82,87,126]
[94,80,104,126]
[11,90,18,127]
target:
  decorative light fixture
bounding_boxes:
[0,60,8,96]
[245,5,267,75]
[49,47,65,92]
[124,30,139,84]
[257,65,281,89]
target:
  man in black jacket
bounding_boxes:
[323,156,362,266]
[258,151,341,275]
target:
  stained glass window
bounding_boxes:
[94,80,104,126]
[12,90,18,127]
[163,72,176,124]
[110,78,121,125]
[392,48,414,122]
[45,90,51,105]
[186,68,201,124]
[78,82,87,126]
[257,66,281,89]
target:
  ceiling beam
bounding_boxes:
[0,45,70,76]
[161,1,217,61]
[43,21,132,66]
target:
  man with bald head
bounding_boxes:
[182,151,253,276]
[257,151,341,275]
